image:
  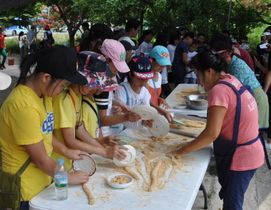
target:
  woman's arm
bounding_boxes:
[167,106,227,156]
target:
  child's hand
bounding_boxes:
[125,112,141,122]
[68,171,89,184]
[105,145,127,160]
[142,119,154,128]
[158,98,171,109]
[113,99,131,113]
[160,109,173,123]
[111,105,122,116]
[103,135,119,146]
[65,149,89,160]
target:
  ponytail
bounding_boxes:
[17,53,38,86]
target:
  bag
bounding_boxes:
[46,32,55,45]
[0,157,31,210]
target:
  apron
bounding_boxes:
[213,81,259,199]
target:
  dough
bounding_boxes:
[82,183,95,205]
[124,166,140,180]
[148,159,162,192]
[110,175,130,184]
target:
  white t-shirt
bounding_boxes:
[160,67,168,84]
[119,36,135,46]
[167,44,176,63]
[114,82,151,131]
[185,51,198,79]
[147,73,162,89]
[135,41,153,56]
[19,36,25,48]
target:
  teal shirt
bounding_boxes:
[228,55,260,90]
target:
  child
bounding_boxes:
[52,51,129,170]
[147,46,173,122]
[18,31,26,60]
[184,42,198,84]
[114,56,155,130]
[0,46,89,208]
[135,30,154,57]
[0,26,7,69]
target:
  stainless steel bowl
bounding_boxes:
[184,95,208,110]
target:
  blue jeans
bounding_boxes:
[20,46,25,60]
[223,169,257,210]
[20,201,29,210]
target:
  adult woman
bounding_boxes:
[0,46,89,209]
[167,50,264,210]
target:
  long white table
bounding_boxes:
[29,84,212,210]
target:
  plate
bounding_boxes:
[148,115,169,138]
[107,174,133,189]
[72,154,97,176]
[131,105,158,120]
[115,135,132,145]
[173,104,186,109]
[113,145,136,167]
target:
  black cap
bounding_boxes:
[36,45,87,85]
[119,40,136,51]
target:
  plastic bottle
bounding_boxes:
[54,159,68,201]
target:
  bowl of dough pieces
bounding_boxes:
[184,95,208,110]
[107,174,133,189]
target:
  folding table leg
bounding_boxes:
[199,183,208,209]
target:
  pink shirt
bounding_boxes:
[208,74,264,171]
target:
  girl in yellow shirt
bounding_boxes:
[0,46,89,209]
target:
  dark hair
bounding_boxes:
[125,18,141,32]
[209,33,233,51]
[138,30,153,45]
[153,32,168,47]
[17,54,60,86]
[18,31,24,41]
[261,36,265,41]
[183,32,195,40]
[190,50,228,75]
[82,22,89,28]
[168,33,180,45]
[197,33,206,38]
[221,29,230,37]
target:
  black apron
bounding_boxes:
[213,81,259,199]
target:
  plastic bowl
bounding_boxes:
[107,174,133,189]
[115,135,132,145]
[184,95,208,110]
[72,154,97,176]
[113,145,136,167]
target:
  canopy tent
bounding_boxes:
[0,0,38,11]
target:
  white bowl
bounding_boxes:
[107,174,133,189]
[148,115,169,138]
[72,154,97,176]
[113,145,136,167]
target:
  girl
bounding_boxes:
[147,46,173,122]
[0,46,89,209]
[184,42,198,84]
[168,50,264,210]
[0,26,7,69]
[135,30,153,57]
[51,51,128,170]
[114,55,155,130]
[19,31,26,60]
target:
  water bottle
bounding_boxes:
[54,159,68,201]
[109,124,120,136]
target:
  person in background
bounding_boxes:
[256,36,267,58]
[167,50,264,210]
[135,30,154,57]
[240,36,250,52]
[119,18,141,49]
[147,46,173,122]
[167,33,180,90]
[176,25,187,40]
[0,46,89,209]
[26,25,37,54]
[172,32,195,86]
[19,31,26,60]
[43,24,54,48]
[196,33,207,53]
[0,26,7,70]
[184,42,198,84]
[76,22,90,44]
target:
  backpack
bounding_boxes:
[45,31,55,45]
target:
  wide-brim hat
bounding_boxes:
[78,51,120,92]
[0,72,12,90]
[128,56,154,79]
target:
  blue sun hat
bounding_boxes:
[149,46,171,66]
[128,55,154,79]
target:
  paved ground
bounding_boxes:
[1,56,271,210]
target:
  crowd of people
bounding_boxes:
[0,18,271,210]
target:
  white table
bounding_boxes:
[29,128,212,210]
[166,84,207,118]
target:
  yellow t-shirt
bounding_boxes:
[51,89,82,170]
[82,96,100,138]
[0,84,53,201]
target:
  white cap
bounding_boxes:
[0,72,12,90]
[263,29,271,36]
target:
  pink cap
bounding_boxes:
[100,39,130,73]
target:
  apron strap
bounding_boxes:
[120,84,129,106]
